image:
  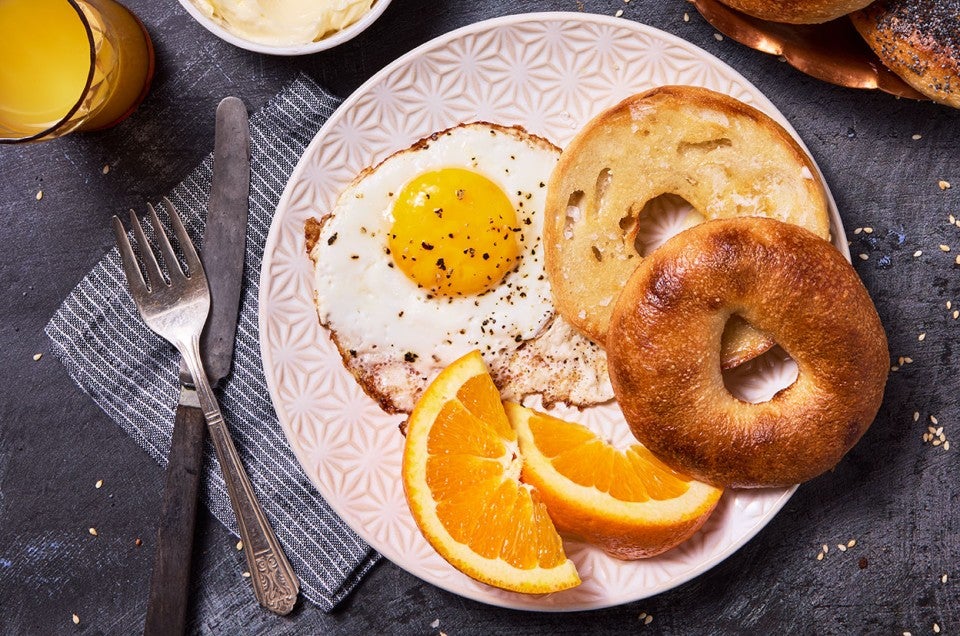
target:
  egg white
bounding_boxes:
[310,123,611,413]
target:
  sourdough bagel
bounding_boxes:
[717,0,874,23]
[544,86,831,368]
[607,217,888,488]
[851,0,960,109]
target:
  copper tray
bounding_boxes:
[692,0,927,100]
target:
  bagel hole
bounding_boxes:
[563,190,584,239]
[632,193,705,257]
[722,345,799,404]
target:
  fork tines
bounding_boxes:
[113,198,204,298]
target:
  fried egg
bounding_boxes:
[307,123,611,413]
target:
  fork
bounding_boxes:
[113,199,299,615]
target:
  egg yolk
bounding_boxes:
[389,168,521,296]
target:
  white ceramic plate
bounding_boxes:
[260,12,849,611]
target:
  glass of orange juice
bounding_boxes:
[0,0,154,143]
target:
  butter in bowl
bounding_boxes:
[178,0,392,55]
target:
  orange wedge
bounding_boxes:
[506,402,723,560]
[401,351,580,593]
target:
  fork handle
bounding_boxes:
[181,337,300,615]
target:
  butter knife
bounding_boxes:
[144,97,254,635]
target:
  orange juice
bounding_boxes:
[0,0,93,137]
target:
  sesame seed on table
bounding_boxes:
[0,0,958,633]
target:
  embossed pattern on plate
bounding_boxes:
[260,13,849,611]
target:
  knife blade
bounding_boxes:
[188,97,250,386]
[144,97,249,636]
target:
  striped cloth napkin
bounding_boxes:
[44,74,379,612]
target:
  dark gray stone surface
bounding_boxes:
[1,0,958,633]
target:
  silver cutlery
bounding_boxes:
[143,97,254,635]
[113,199,299,617]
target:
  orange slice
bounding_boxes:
[506,402,723,560]
[401,351,580,593]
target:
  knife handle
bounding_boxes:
[144,403,206,636]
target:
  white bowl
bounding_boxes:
[176,0,392,55]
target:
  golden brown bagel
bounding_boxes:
[544,86,831,369]
[607,217,888,488]
[851,0,960,109]
[717,0,874,23]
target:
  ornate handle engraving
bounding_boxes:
[254,550,299,614]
